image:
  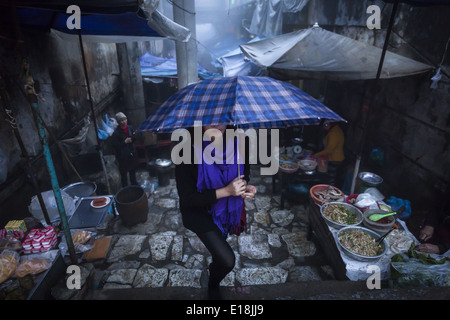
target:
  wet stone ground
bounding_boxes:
[52,166,336,299]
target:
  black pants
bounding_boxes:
[328,161,346,190]
[196,227,235,288]
[119,163,137,187]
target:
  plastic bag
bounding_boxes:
[354,193,378,211]
[59,229,95,256]
[105,114,118,130]
[15,257,51,278]
[391,259,450,288]
[390,243,450,288]
[97,126,110,140]
[0,250,19,284]
[386,196,411,220]
[28,190,75,225]
[0,237,22,252]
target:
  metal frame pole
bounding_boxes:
[28,94,77,264]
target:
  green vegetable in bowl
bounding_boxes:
[323,203,359,225]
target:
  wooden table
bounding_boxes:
[307,197,349,280]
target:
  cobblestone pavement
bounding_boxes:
[53,165,344,299]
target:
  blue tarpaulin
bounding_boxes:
[1,7,163,40]
[140,52,221,79]
[0,1,191,42]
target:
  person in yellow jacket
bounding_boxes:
[314,121,346,189]
[314,121,345,162]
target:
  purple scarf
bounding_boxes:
[195,137,244,236]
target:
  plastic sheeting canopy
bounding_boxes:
[240,26,433,80]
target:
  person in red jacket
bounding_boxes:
[111,112,138,187]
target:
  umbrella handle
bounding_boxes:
[236,123,241,178]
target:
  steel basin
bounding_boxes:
[337,226,387,262]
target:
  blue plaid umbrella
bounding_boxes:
[138,76,345,133]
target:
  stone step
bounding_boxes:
[85,280,450,300]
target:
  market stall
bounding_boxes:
[306,183,425,282]
[0,188,117,299]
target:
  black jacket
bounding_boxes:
[175,143,250,235]
[111,125,136,163]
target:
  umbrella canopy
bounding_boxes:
[240,25,433,81]
[138,76,345,133]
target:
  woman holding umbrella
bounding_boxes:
[175,124,256,300]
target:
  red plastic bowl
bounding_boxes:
[346,194,359,205]
[309,184,344,206]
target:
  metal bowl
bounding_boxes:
[155,158,172,167]
[337,226,387,262]
[62,181,97,198]
[320,202,363,229]
[358,172,383,186]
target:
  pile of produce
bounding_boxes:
[390,243,450,288]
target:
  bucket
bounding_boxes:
[357,172,383,193]
[155,158,172,187]
[115,186,148,227]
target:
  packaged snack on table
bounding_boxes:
[5,220,27,240]
[22,226,57,254]
[0,237,22,252]
[15,256,51,278]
